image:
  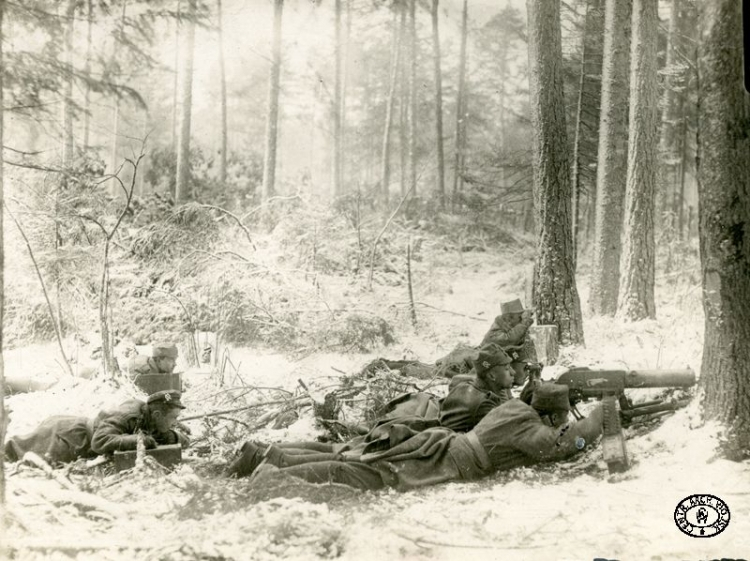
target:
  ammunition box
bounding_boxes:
[113,444,182,471]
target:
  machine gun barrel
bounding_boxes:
[554,367,696,398]
[624,369,696,388]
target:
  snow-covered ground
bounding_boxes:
[4,247,749,560]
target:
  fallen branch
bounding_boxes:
[21,452,131,518]
[413,301,486,321]
[200,203,257,249]
[179,395,311,422]
[367,186,414,290]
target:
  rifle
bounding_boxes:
[553,366,696,474]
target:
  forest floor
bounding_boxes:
[3,229,750,561]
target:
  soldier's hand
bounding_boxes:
[142,435,158,449]
[521,309,533,323]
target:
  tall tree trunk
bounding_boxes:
[616,0,658,321]
[526,0,584,346]
[332,0,342,198]
[172,0,181,151]
[0,0,7,505]
[498,33,508,195]
[697,0,750,450]
[570,0,604,264]
[62,0,76,165]
[451,0,468,209]
[399,11,407,198]
[217,0,228,184]
[262,0,283,202]
[381,7,404,207]
[407,0,418,196]
[109,0,128,197]
[83,0,93,150]
[175,0,196,203]
[588,0,631,316]
[657,0,683,237]
[340,0,351,191]
[431,0,446,208]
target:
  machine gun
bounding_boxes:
[553,366,696,474]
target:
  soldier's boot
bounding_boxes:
[225,441,265,478]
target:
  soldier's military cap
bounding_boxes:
[473,344,512,375]
[500,298,525,315]
[146,390,186,409]
[530,383,570,412]
[152,343,178,359]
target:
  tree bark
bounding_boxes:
[616,0,658,321]
[172,0,181,151]
[431,0,446,208]
[217,0,228,184]
[381,7,404,207]
[570,0,604,264]
[262,0,284,202]
[340,0,351,191]
[451,0,468,209]
[62,0,76,165]
[0,0,7,505]
[588,0,631,316]
[83,0,93,150]
[697,0,750,450]
[407,0,418,196]
[332,0,342,198]
[526,0,584,346]
[175,0,196,203]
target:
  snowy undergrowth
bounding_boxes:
[5,245,750,561]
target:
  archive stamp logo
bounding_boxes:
[674,494,731,538]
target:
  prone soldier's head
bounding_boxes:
[531,383,570,427]
[473,345,514,392]
[146,390,186,432]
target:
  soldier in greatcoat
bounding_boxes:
[235,384,603,492]
[4,390,190,464]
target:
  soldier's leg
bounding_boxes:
[278,460,386,491]
[275,441,335,453]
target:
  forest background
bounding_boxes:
[1,0,749,558]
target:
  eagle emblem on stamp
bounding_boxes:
[673,494,730,538]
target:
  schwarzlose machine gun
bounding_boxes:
[552,366,697,474]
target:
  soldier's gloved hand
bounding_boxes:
[142,435,158,449]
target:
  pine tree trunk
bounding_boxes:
[399,4,408,197]
[381,7,404,207]
[526,0,584,346]
[451,0,468,208]
[696,0,750,450]
[570,0,604,264]
[657,0,682,237]
[340,0,351,190]
[62,0,76,165]
[175,0,196,203]
[262,0,283,202]
[431,0,446,208]
[217,0,228,184]
[332,0,342,198]
[407,0,418,196]
[616,0,658,321]
[588,0,631,316]
[171,0,181,151]
[0,0,7,504]
[83,0,93,150]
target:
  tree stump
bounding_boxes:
[528,325,559,365]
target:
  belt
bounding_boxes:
[465,431,492,472]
